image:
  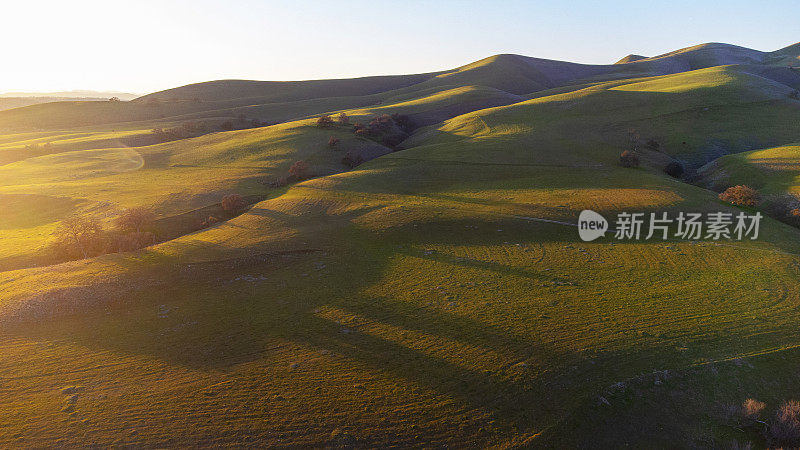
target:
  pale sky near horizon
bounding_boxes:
[2,0,797,95]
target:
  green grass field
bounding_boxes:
[1,41,800,447]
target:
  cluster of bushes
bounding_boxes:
[626,129,663,152]
[317,112,350,128]
[357,113,413,147]
[270,112,415,187]
[288,160,310,180]
[221,193,246,213]
[52,194,255,260]
[718,187,800,231]
[151,122,207,142]
[197,193,249,230]
[341,151,364,168]
[267,161,313,188]
[719,185,759,206]
[617,150,684,179]
[728,398,800,447]
[51,207,157,261]
[317,112,414,148]
[317,115,335,128]
[199,215,219,229]
[620,130,680,172]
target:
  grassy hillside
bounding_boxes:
[3,137,800,448]
[0,118,392,271]
[3,42,800,447]
[404,65,800,169]
[698,143,800,194]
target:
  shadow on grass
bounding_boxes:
[5,194,800,444]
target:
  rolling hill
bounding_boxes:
[1,41,800,447]
[2,41,796,132]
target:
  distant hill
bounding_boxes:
[615,54,647,64]
[0,90,139,100]
[0,90,139,113]
[134,74,439,104]
[626,42,765,70]
[0,42,797,131]
[0,96,117,112]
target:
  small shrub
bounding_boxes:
[342,151,363,168]
[221,193,246,213]
[352,122,365,134]
[663,161,684,178]
[792,208,800,217]
[115,207,156,233]
[771,400,800,447]
[108,96,120,102]
[316,115,334,128]
[289,160,310,179]
[719,185,759,206]
[337,112,349,125]
[200,215,219,229]
[328,136,340,148]
[619,150,640,168]
[741,398,766,424]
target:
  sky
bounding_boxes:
[1,0,797,95]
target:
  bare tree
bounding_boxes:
[221,194,246,213]
[53,216,104,259]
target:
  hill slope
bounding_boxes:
[3,42,800,447]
